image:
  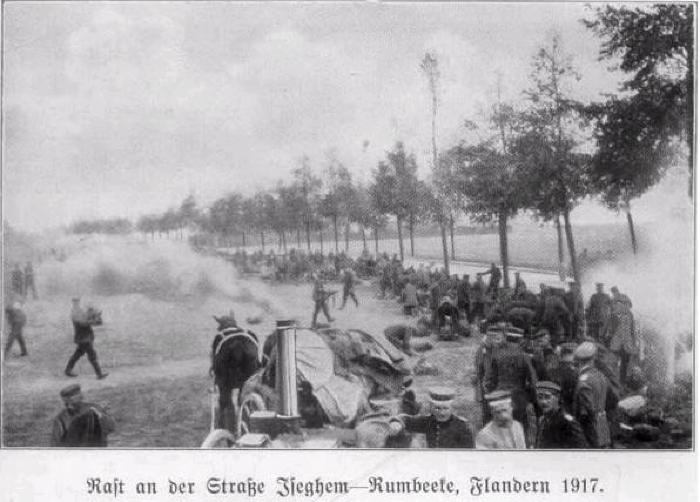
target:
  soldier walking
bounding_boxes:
[4,301,28,357]
[339,268,358,309]
[64,298,108,379]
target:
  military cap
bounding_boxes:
[559,342,578,354]
[536,381,561,394]
[484,390,512,407]
[429,386,456,403]
[574,341,597,360]
[505,326,524,340]
[60,383,81,398]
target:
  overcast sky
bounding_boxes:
[1,1,687,232]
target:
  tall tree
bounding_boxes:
[584,4,694,196]
[292,157,322,251]
[320,155,355,253]
[518,34,591,283]
[421,52,450,273]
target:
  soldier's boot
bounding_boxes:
[64,352,81,377]
[91,359,109,380]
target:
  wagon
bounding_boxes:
[201,321,411,448]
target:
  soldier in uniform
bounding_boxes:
[24,261,38,300]
[475,390,527,449]
[10,263,24,299]
[471,275,487,323]
[513,272,527,300]
[484,326,538,446]
[552,342,579,413]
[535,381,588,449]
[388,387,474,448]
[311,275,335,328]
[339,268,359,309]
[482,263,502,297]
[610,286,636,384]
[401,278,419,316]
[573,342,612,448]
[586,283,612,344]
[51,384,115,447]
[456,275,471,322]
[64,298,108,379]
[4,301,28,357]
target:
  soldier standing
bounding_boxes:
[564,281,585,340]
[24,261,38,300]
[609,286,636,384]
[534,381,588,449]
[51,384,115,447]
[311,276,335,328]
[10,263,24,299]
[389,387,474,448]
[339,268,359,309]
[457,275,471,322]
[4,301,28,357]
[573,342,612,448]
[64,298,108,379]
[475,390,527,449]
[482,263,502,296]
[586,283,612,344]
[471,275,487,323]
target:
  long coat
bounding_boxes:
[573,365,612,448]
[610,301,636,355]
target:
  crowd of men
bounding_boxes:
[224,247,640,449]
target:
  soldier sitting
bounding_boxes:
[51,384,115,447]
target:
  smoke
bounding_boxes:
[581,165,693,379]
[38,235,279,314]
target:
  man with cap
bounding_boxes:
[609,286,636,383]
[51,384,115,447]
[311,275,335,328]
[475,390,527,449]
[552,342,579,413]
[339,268,359,309]
[535,381,588,449]
[573,342,612,448]
[484,325,538,446]
[586,283,612,344]
[4,301,28,358]
[64,297,108,379]
[388,387,474,448]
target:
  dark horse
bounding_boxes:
[211,314,261,432]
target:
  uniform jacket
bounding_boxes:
[71,307,95,344]
[51,402,115,447]
[5,306,26,335]
[475,420,526,449]
[610,302,636,355]
[536,408,589,449]
[402,283,419,307]
[485,342,537,395]
[586,293,612,325]
[573,365,612,448]
[401,414,474,448]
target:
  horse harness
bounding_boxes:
[213,327,261,363]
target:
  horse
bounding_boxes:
[211,314,261,432]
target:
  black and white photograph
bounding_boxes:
[0,0,695,460]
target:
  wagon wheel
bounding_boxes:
[236,392,266,438]
[201,429,237,448]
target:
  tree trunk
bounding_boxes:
[449,214,456,260]
[374,226,379,256]
[344,222,350,252]
[555,215,566,281]
[562,208,579,283]
[396,217,404,262]
[333,215,339,253]
[440,221,450,276]
[409,214,415,257]
[361,225,367,251]
[281,231,287,253]
[319,229,324,253]
[277,232,282,249]
[296,228,301,249]
[260,231,265,252]
[305,221,311,250]
[242,231,246,248]
[625,205,638,255]
[498,210,509,288]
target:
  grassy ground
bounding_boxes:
[2,276,482,448]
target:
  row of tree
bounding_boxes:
[70,5,692,285]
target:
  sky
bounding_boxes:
[1,1,690,232]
